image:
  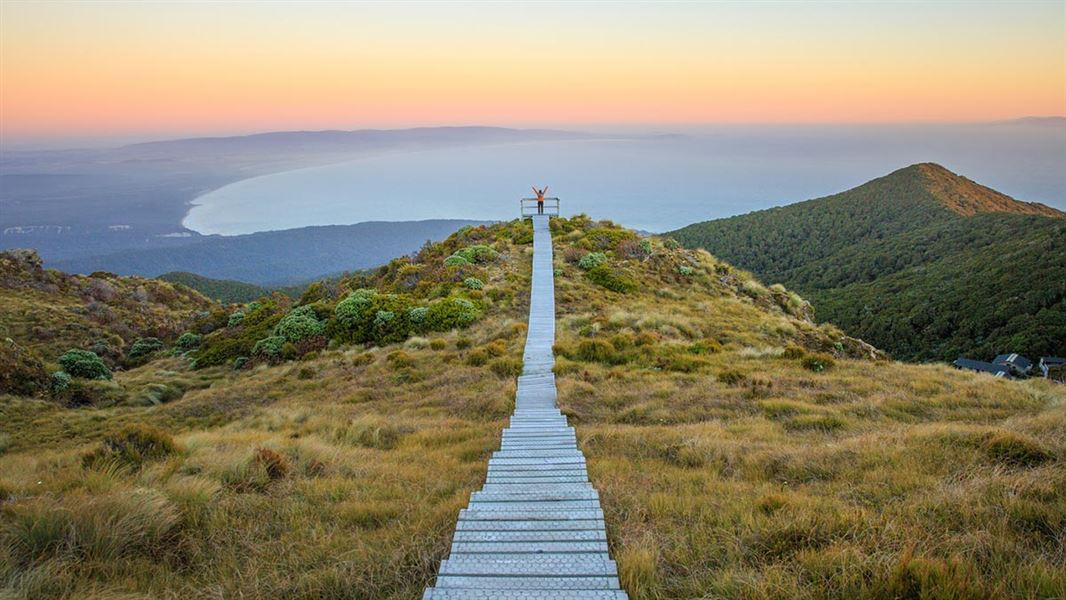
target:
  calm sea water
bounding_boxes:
[184,123,1066,234]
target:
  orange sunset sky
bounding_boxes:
[2,1,1065,143]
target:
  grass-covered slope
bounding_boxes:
[0,249,217,399]
[0,217,1063,599]
[668,163,1066,361]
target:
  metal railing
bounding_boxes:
[520,197,560,217]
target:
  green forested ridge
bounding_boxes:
[669,163,1066,361]
[158,272,270,304]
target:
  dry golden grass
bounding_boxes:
[1,216,1063,598]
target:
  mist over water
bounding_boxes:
[184,123,1066,234]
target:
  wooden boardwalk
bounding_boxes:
[424,215,627,599]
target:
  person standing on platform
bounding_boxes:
[532,185,549,214]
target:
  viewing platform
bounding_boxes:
[520,197,561,217]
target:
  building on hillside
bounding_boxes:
[992,353,1032,377]
[1040,357,1065,382]
[952,358,1010,378]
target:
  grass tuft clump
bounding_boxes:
[574,339,619,364]
[489,357,523,378]
[82,424,180,468]
[1,488,181,568]
[802,353,835,372]
[981,431,1055,467]
[252,447,290,480]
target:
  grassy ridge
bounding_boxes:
[668,163,1066,361]
[1,216,1063,598]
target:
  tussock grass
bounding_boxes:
[563,360,1065,599]
[1,216,1063,598]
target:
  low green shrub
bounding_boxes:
[127,337,164,360]
[443,254,471,267]
[678,265,694,277]
[426,297,479,331]
[583,227,637,251]
[511,224,534,245]
[274,306,325,343]
[58,349,112,380]
[252,336,286,361]
[334,289,414,344]
[408,306,429,330]
[586,265,637,293]
[227,310,245,327]
[189,299,285,368]
[578,252,608,271]
[50,371,71,394]
[464,277,484,290]
[174,332,202,352]
[454,244,498,264]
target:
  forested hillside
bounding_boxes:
[158,272,270,304]
[669,163,1066,361]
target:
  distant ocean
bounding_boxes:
[183,122,1066,234]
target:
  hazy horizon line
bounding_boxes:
[3,116,1064,152]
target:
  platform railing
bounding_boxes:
[520,197,560,217]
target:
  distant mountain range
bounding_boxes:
[669,163,1066,361]
[49,219,485,286]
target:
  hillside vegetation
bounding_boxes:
[669,163,1066,361]
[158,272,271,304]
[0,217,1063,599]
[0,248,216,401]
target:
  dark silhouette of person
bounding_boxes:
[532,186,549,214]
